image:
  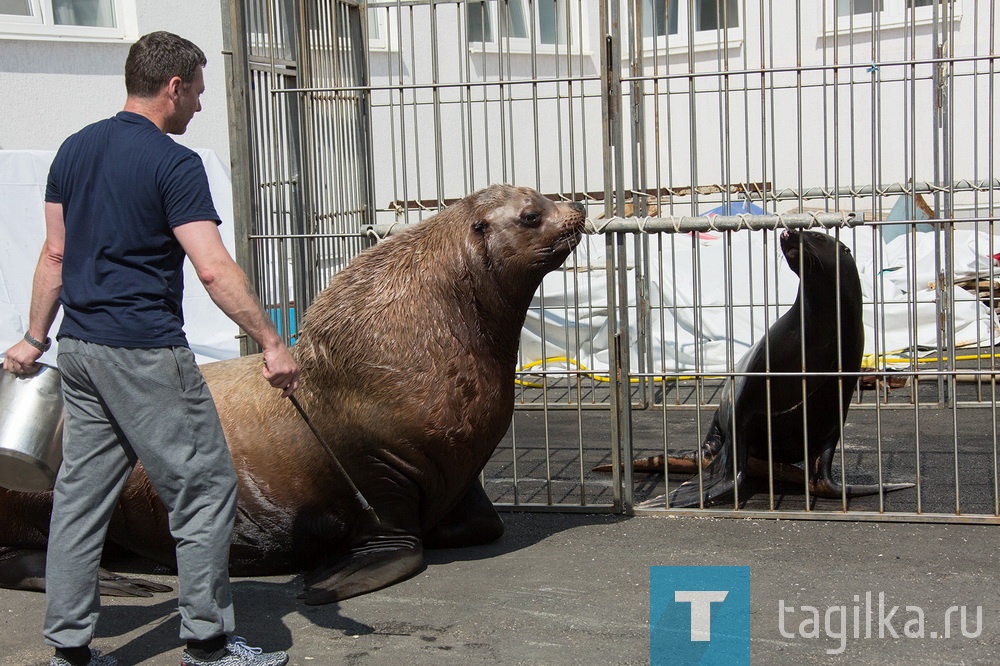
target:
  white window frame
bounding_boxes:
[828,0,963,35]
[467,0,588,56]
[638,0,744,57]
[0,0,137,42]
[366,7,398,52]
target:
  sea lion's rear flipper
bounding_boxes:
[0,547,47,592]
[591,451,705,475]
[634,469,744,510]
[0,547,171,597]
[664,471,744,508]
[810,446,916,499]
[660,422,748,508]
[299,534,424,606]
[422,480,504,549]
[811,479,916,499]
[98,568,173,597]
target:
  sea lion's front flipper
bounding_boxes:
[810,446,915,499]
[299,534,424,606]
[422,480,504,549]
[98,568,173,597]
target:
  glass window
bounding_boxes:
[468,0,493,42]
[829,0,960,36]
[468,0,575,47]
[1,0,132,39]
[642,0,738,39]
[52,0,114,27]
[537,0,567,45]
[642,0,678,38]
[697,0,739,30]
[0,0,31,17]
[837,0,884,15]
[504,0,528,39]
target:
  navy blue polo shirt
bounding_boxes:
[45,111,221,348]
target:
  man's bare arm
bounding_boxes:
[174,220,299,395]
[3,202,66,375]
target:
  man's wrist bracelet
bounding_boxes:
[23,332,51,353]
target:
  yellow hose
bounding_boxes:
[515,356,716,387]
[516,350,1000,389]
[861,351,1000,367]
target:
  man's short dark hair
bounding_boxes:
[125,31,207,98]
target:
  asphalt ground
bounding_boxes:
[4,368,999,665]
[1,513,998,665]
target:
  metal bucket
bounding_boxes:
[0,362,64,492]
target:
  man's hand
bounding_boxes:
[3,338,44,375]
[262,343,299,398]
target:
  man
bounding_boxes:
[3,31,298,666]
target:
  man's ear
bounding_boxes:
[165,75,184,99]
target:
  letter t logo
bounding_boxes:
[674,591,730,641]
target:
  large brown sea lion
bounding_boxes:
[633,229,913,508]
[0,184,587,604]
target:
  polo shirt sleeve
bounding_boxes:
[163,152,222,228]
[45,149,66,204]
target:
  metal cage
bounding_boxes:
[222,0,1000,523]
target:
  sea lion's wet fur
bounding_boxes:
[0,184,586,603]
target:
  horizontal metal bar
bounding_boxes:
[271,74,602,95]
[248,232,371,240]
[632,507,1000,525]
[368,213,858,237]
[621,53,1000,83]
[367,0,461,6]
[380,178,998,215]
[258,54,1000,96]
[586,212,860,233]
[386,184,770,211]
[513,403,614,411]
[768,178,1000,203]
[496,503,617,514]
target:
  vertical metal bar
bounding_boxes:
[429,0,444,204]
[599,0,628,512]
[990,0,1000,516]
[222,0,258,356]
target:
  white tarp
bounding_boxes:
[0,150,240,367]
[521,226,1000,374]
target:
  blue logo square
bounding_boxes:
[650,566,750,665]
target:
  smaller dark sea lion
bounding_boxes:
[632,229,913,508]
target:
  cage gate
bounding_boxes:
[223,0,1000,524]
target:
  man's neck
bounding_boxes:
[122,96,169,133]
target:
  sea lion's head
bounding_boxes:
[780,228,857,280]
[463,184,587,281]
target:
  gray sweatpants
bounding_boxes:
[44,338,237,649]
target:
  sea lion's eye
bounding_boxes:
[521,211,541,227]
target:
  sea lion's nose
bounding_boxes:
[568,202,586,216]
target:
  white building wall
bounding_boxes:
[0,2,231,162]
[363,1,997,221]
[0,2,239,363]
